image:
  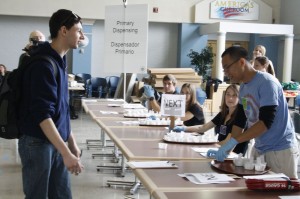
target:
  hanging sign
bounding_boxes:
[210,0,259,20]
[161,94,186,117]
[104,4,148,73]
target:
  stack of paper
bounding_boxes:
[82,99,98,102]
[126,161,178,169]
[191,147,238,159]
[107,104,122,107]
[100,111,119,114]
[123,104,146,109]
[117,121,140,125]
[106,99,124,102]
[243,173,289,180]
[179,172,235,184]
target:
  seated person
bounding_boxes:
[254,56,276,77]
[143,74,179,112]
[250,44,275,74]
[173,84,248,155]
[0,64,8,87]
[180,83,205,126]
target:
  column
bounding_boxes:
[282,34,294,82]
[215,31,226,81]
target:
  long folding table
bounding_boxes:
[152,189,300,199]
[133,161,300,198]
[81,99,300,199]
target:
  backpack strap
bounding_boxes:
[30,55,58,78]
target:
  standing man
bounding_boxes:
[18,9,84,198]
[207,46,299,179]
[143,74,179,112]
[18,30,46,66]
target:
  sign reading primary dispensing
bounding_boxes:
[210,0,259,20]
[161,94,186,117]
[104,4,148,73]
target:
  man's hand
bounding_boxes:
[66,138,84,175]
[144,85,154,98]
[62,153,84,176]
[69,141,82,158]
[207,138,238,161]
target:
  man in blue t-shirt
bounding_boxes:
[207,46,299,179]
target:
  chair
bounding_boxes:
[293,112,300,166]
[107,76,120,98]
[87,77,107,98]
[69,73,91,118]
[296,95,300,112]
[75,73,91,92]
[105,76,110,85]
[293,112,300,134]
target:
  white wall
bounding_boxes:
[0,16,49,70]
[0,0,200,23]
[280,0,300,81]
[0,0,280,23]
[0,16,178,78]
[0,0,294,80]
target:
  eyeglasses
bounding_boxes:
[60,12,80,27]
[223,58,240,72]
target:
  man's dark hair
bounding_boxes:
[221,46,249,61]
[49,9,82,39]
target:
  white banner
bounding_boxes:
[161,94,186,117]
[104,4,148,73]
[210,0,259,20]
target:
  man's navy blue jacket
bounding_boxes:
[19,42,71,141]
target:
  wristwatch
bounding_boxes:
[149,97,154,101]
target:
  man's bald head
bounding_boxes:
[29,30,45,42]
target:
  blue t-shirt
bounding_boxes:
[239,71,295,153]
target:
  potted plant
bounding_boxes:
[187,46,214,82]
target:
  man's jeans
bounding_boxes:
[18,135,72,199]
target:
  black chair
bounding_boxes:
[293,112,300,133]
[87,77,107,98]
[107,76,119,98]
[105,76,110,86]
[75,73,91,96]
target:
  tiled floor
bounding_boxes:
[0,112,149,199]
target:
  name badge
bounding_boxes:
[220,125,227,135]
[242,97,248,111]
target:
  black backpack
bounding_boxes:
[0,55,57,139]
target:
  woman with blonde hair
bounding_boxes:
[174,84,248,155]
[180,83,205,126]
[250,45,266,65]
[250,44,275,71]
